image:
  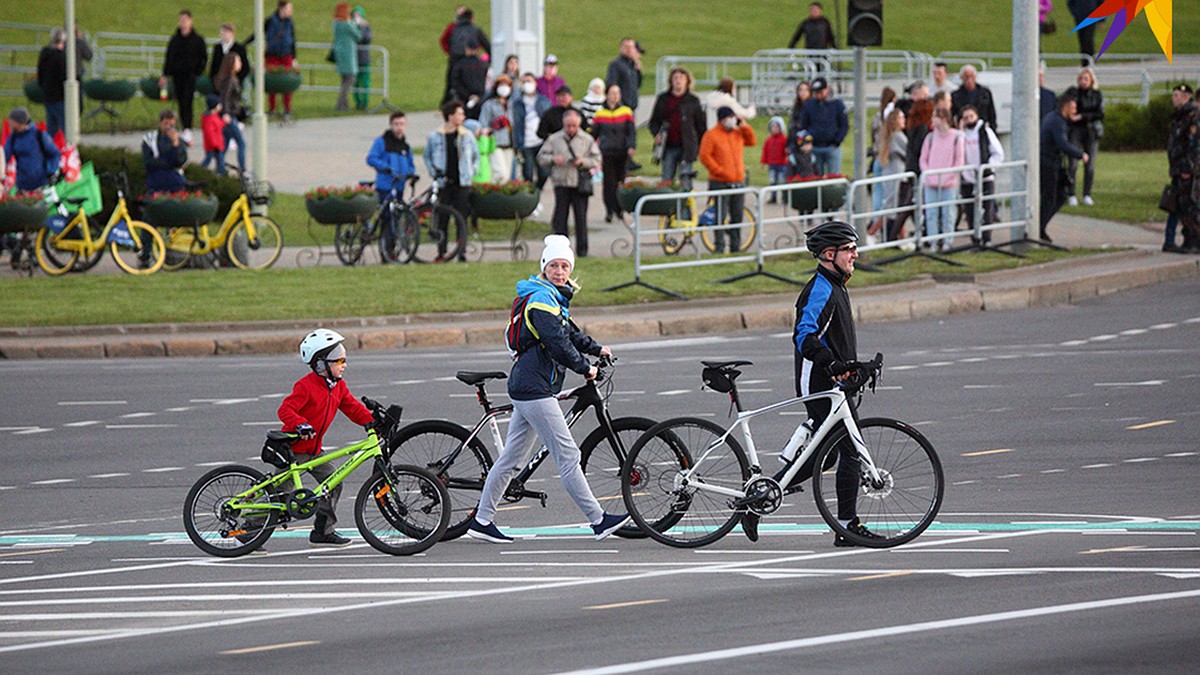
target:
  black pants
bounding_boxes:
[708,181,745,252]
[1039,163,1062,238]
[958,180,996,243]
[1075,22,1097,67]
[552,186,589,257]
[774,393,861,521]
[601,153,627,218]
[174,76,197,130]
[438,183,470,259]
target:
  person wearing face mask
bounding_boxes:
[699,107,756,253]
[957,105,1004,244]
[509,72,551,187]
[479,75,515,183]
[467,235,629,544]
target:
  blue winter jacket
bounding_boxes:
[366,131,415,192]
[799,97,849,149]
[141,131,188,193]
[3,127,60,191]
[509,93,551,150]
[508,276,602,401]
[423,126,480,187]
[264,12,295,57]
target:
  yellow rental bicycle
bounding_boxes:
[35,169,165,276]
[159,166,282,271]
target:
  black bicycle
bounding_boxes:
[389,356,684,540]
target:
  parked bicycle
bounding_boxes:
[389,356,676,540]
[35,169,166,275]
[656,170,757,255]
[334,173,467,265]
[621,354,944,548]
[158,166,282,270]
[183,396,451,557]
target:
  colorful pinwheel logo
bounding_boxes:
[1074,0,1173,63]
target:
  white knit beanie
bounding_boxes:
[540,234,575,272]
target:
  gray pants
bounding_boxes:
[475,397,604,525]
[337,73,354,111]
[308,460,341,535]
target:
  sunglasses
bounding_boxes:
[326,357,347,366]
[836,244,858,253]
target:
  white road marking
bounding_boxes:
[963,384,1002,389]
[1149,323,1176,330]
[241,421,280,426]
[193,462,228,467]
[30,479,74,485]
[13,428,53,435]
[1082,463,1113,469]
[924,361,954,367]
[1165,452,1196,457]
[1089,334,1118,342]
[104,424,177,430]
[0,427,39,432]
[1094,381,1164,387]
[163,407,194,412]
[657,390,692,396]
[1059,340,1088,346]
[958,357,989,363]
[88,473,128,479]
[1040,469,1066,474]
[556,590,1200,674]
[1119,329,1148,336]
[889,365,919,371]
[63,421,101,427]
[57,401,126,406]
[1123,458,1159,463]
[119,412,156,419]
[142,467,183,474]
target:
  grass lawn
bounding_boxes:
[1058,151,1166,225]
[0,246,1098,328]
[2,1,1194,130]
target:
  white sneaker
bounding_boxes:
[1067,196,1078,207]
[530,203,543,219]
[180,128,194,147]
[1083,195,1095,206]
[865,233,877,246]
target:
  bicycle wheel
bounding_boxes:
[622,417,748,548]
[579,416,663,539]
[658,215,687,255]
[334,220,368,266]
[699,206,758,253]
[355,464,451,556]
[161,227,198,271]
[432,203,468,261]
[227,216,283,270]
[811,417,944,548]
[389,420,493,541]
[183,464,278,557]
[380,206,420,264]
[69,216,105,272]
[34,227,79,275]
[110,221,165,275]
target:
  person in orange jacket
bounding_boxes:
[699,106,756,252]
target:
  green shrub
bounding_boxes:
[77,145,243,225]
[1099,95,1173,152]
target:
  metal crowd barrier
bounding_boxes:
[604,162,1030,299]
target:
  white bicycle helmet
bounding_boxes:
[299,328,345,365]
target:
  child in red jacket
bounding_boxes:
[199,96,227,175]
[278,329,375,547]
[761,116,789,204]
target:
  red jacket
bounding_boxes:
[201,111,225,152]
[761,132,788,167]
[278,372,374,455]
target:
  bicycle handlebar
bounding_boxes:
[840,352,883,396]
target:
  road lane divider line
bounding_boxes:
[220,640,319,655]
[584,599,668,611]
[1125,420,1174,430]
[962,449,1014,457]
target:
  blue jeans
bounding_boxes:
[520,145,546,189]
[811,145,842,176]
[201,149,225,174]
[223,122,247,172]
[45,102,65,139]
[1165,212,1178,247]
[661,145,694,189]
[922,185,956,243]
[871,159,885,212]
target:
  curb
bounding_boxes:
[3,251,1197,360]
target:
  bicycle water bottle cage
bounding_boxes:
[261,430,297,468]
[700,360,753,394]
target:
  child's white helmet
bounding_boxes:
[299,328,345,365]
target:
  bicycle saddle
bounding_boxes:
[700,360,753,371]
[456,371,508,386]
[63,196,88,206]
[265,430,297,444]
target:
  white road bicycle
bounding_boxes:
[621,354,944,548]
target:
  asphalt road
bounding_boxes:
[1,279,1198,673]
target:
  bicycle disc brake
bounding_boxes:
[286,488,320,519]
[737,476,783,515]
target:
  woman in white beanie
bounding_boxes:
[578,77,606,128]
[469,235,629,543]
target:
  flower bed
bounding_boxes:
[304,185,376,225]
[0,191,50,234]
[23,80,45,104]
[616,179,687,217]
[785,174,847,212]
[470,181,538,219]
[140,191,219,228]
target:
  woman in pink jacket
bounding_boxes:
[919,107,965,252]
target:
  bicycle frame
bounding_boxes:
[228,429,386,518]
[45,193,140,256]
[167,194,259,256]
[682,386,885,501]
[435,378,622,502]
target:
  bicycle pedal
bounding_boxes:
[537,493,548,507]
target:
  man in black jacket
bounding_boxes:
[950,65,997,131]
[159,10,207,144]
[606,38,643,112]
[209,24,248,85]
[36,28,67,138]
[1039,95,1088,242]
[788,2,837,49]
[536,86,576,141]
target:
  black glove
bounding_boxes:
[296,423,315,440]
[825,360,852,378]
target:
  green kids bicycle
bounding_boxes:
[184,397,451,557]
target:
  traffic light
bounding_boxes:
[847,0,883,47]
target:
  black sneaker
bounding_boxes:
[309,530,352,547]
[1163,243,1184,253]
[467,519,514,543]
[741,512,760,542]
[833,518,883,547]
[592,512,631,540]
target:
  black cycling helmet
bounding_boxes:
[805,220,858,257]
